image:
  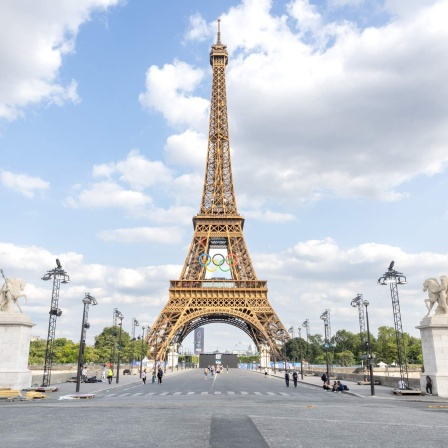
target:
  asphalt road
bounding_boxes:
[1,369,447,448]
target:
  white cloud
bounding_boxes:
[0,170,49,198]
[97,226,183,244]
[139,60,209,130]
[243,209,296,223]
[65,181,153,210]
[0,0,121,120]
[164,130,207,168]
[93,150,173,190]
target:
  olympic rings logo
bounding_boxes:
[198,253,239,272]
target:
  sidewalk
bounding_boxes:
[25,367,190,400]
[252,369,448,403]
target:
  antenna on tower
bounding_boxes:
[217,18,221,44]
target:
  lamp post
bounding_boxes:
[41,259,70,387]
[76,293,97,393]
[363,299,375,396]
[351,294,367,381]
[288,326,295,366]
[298,327,304,380]
[131,318,139,373]
[378,261,409,389]
[320,309,330,378]
[283,332,288,371]
[115,312,123,384]
[139,325,146,376]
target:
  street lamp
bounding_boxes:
[76,293,97,393]
[115,311,124,384]
[363,299,375,396]
[139,325,146,375]
[297,327,304,380]
[378,260,409,389]
[320,309,331,378]
[288,326,295,366]
[41,259,70,387]
[131,318,139,373]
[351,294,367,381]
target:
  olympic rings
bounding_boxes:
[198,253,239,272]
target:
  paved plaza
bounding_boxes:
[1,369,447,447]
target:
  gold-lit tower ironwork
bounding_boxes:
[147,21,289,361]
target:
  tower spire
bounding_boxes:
[217,18,221,44]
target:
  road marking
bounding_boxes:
[279,392,289,396]
[104,394,116,398]
[241,392,248,395]
[120,393,131,397]
[133,393,143,396]
[254,392,262,395]
[214,391,222,394]
[146,392,156,396]
[201,392,208,395]
[267,392,276,396]
[228,391,235,395]
[187,392,195,395]
[159,392,169,396]
[173,392,182,395]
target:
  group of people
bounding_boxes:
[321,373,349,392]
[203,364,227,380]
[141,367,164,384]
[284,370,299,387]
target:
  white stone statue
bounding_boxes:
[0,277,27,314]
[423,276,448,317]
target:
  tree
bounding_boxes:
[335,350,355,367]
[94,326,133,364]
[29,339,46,365]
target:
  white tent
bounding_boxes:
[377,361,387,367]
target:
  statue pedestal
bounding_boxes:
[0,313,35,390]
[167,344,179,369]
[259,345,271,369]
[416,316,448,397]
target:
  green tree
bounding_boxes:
[94,326,134,364]
[335,350,355,367]
[29,339,46,365]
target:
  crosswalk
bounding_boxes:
[101,390,304,399]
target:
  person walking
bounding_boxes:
[426,376,433,395]
[101,364,106,380]
[157,367,163,384]
[204,367,209,380]
[152,370,156,384]
[284,371,290,387]
[210,366,214,378]
[226,365,229,374]
[292,370,298,388]
[141,369,147,385]
[264,368,268,377]
[107,367,113,385]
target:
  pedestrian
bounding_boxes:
[292,370,298,388]
[322,380,330,391]
[426,376,433,395]
[226,365,229,374]
[321,372,328,384]
[204,367,208,380]
[284,371,290,387]
[82,366,88,382]
[157,367,163,384]
[398,379,406,390]
[101,364,106,380]
[141,369,147,385]
[107,367,113,384]
[264,368,268,377]
[152,370,156,384]
[210,366,214,378]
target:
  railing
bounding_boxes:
[170,280,267,289]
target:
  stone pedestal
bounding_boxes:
[167,344,179,369]
[259,344,271,369]
[416,316,448,397]
[0,313,35,390]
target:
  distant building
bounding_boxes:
[194,328,204,354]
[30,335,41,341]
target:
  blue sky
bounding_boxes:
[1,0,448,354]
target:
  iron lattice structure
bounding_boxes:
[302,319,310,357]
[351,294,366,346]
[378,261,409,387]
[147,23,288,361]
[41,260,70,386]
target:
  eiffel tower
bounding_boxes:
[147,22,289,362]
